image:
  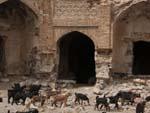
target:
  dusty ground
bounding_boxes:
[0,87,135,113]
[0,75,150,113]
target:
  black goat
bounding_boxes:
[74,93,90,105]
[95,95,110,111]
[116,91,140,105]
[107,95,119,109]
[8,84,41,105]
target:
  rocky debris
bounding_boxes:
[93,79,149,99]
[0,78,9,82]
[0,68,150,113]
[93,80,106,94]
[133,79,147,85]
[19,78,55,88]
[94,63,111,94]
[96,65,110,79]
[1,79,150,113]
[16,73,150,113]
[61,106,85,113]
[146,80,150,85]
[93,86,101,95]
[56,80,76,89]
[0,90,7,97]
[49,72,57,82]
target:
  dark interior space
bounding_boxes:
[132,41,150,75]
[57,31,96,84]
[0,36,6,75]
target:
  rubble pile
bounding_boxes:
[96,65,110,79]
[0,63,150,113]
[0,77,150,113]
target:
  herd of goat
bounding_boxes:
[4,83,150,113]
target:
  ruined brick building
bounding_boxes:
[0,0,149,84]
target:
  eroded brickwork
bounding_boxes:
[0,0,147,77]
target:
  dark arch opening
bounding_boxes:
[0,0,38,75]
[0,35,6,76]
[57,31,96,84]
[132,41,150,75]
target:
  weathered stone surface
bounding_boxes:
[96,65,110,79]
[0,0,149,88]
[133,79,147,85]
[111,0,150,74]
[0,78,9,82]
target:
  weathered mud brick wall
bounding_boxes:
[112,0,150,76]
[98,4,111,50]
[35,0,55,74]
[0,0,113,77]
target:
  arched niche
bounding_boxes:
[57,31,96,84]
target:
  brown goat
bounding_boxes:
[31,95,46,106]
[45,90,61,100]
[51,92,71,107]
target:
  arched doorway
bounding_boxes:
[132,41,150,75]
[112,1,150,75]
[57,31,96,84]
[0,0,38,75]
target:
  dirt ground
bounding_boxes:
[0,75,150,113]
[0,88,135,113]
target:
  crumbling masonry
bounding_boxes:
[0,0,149,84]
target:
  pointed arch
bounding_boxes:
[57,31,96,84]
[112,1,150,75]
